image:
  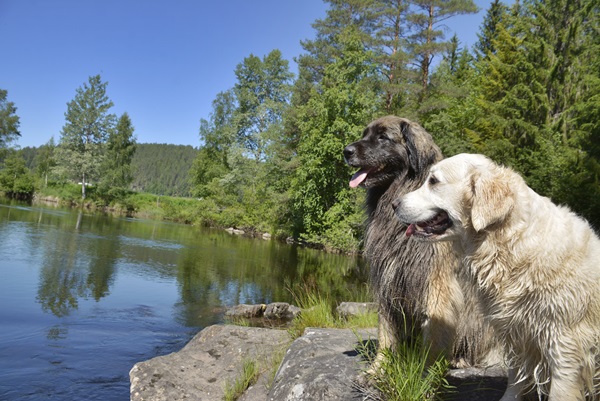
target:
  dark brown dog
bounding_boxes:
[344,116,499,368]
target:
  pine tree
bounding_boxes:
[421,36,478,156]
[473,19,549,171]
[406,0,478,97]
[54,75,115,199]
[369,0,412,113]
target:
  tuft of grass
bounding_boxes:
[223,315,251,327]
[287,289,337,338]
[222,342,291,401]
[356,332,453,401]
[343,309,379,328]
[223,358,260,401]
[287,283,378,339]
[265,345,289,389]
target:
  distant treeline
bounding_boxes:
[21,143,197,197]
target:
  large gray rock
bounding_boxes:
[264,302,301,320]
[225,303,301,321]
[268,327,377,401]
[225,303,266,319]
[130,325,291,401]
[130,323,512,401]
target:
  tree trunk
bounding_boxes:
[81,173,86,199]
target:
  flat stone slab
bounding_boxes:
[268,327,376,401]
[130,325,291,401]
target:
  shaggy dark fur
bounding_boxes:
[344,116,497,366]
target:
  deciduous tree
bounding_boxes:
[290,27,377,249]
[54,75,115,199]
[0,150,34,199]
[0,89,20,150]
[34,138,56,188]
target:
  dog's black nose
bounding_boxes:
[343,145,355,160]
[392,198,401,211]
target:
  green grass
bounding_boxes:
[221,343,291,401]
[223,358,260,401]
[356,333,453,401]
[287,284,378,339]
[265,345,289,389]
[286,285,451,401]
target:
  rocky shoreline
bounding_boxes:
[130,303,509,401]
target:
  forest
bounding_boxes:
[1,0,598,253]
[187,0,600,251]
[21,143,197,197]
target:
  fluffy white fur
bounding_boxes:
[395,153,600,401]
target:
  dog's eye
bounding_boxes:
[428,175,439,185]
[378,134,390,141]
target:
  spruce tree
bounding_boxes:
[98,112,136,199]
[474,0,509,60]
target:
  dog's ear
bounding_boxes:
[470,168,515,232]
[401,121,441,174]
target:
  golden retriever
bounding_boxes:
[394,153,600,400]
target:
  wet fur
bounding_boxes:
[344,117,499,367]
[395,153,600,400]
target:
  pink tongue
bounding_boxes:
[349,169,368,188]
[406,224,416,237]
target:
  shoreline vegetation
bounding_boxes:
[25,186,332,250]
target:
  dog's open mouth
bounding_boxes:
[405,211,453,238]
[349,166,385,188]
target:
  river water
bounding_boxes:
[0,200,366,400]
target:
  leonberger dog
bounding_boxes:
[344,116,499,368]
[395,153,600,400]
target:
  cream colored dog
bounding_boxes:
[394,153,600,401]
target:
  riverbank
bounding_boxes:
[31,192,349,252]
[32,192,277,237]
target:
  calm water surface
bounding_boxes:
[0,200,366,401]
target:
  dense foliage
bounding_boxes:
[2,0,599,252]
[189,0,600,251]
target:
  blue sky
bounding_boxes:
[1,0,493,149]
